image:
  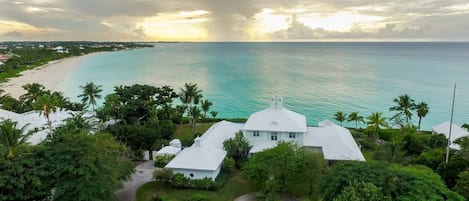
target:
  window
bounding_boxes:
[253,131,260,137]
[289,133,296,139]
[271,132,278,141]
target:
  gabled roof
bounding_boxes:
[432,121,469,149]
[199,120,243,149]
[166,121,242,171]
[165,143,226,171]
[318,119,335,127]
[243,107,306,133]
[156,146,181,156]
[6,110,95,145]
[305,122,365,161]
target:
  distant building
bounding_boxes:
[432,121,469,150]
[0,61,4,66]
[0,109,98,145]
[0,54,12,62]
[53,46,64,53]
[165,97,365,181]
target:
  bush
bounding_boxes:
[377,129,395,141]
[155,155,175,168]
[453,171,469,200]
[222,157,235,173]
[153,168,173,184]
[171,173,190,188]
[180,139,194,147]
[169,173,217,190]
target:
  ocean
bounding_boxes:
[59,42,469,130]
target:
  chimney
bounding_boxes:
[270,96,283,109]
[194,136,201,147]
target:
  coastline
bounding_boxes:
[0,52,101,99]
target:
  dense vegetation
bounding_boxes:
[0,41,153,81]
[1,80,468,201]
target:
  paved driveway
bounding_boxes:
[115,160,155,201]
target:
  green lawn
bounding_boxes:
[174,123,215,140]
[137,170,256,201]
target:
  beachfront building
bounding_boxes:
[432,121,469,150]
[0,108,96,145]
[165,96,365,180]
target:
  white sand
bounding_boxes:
[0,53,100,99]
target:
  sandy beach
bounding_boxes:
[0,52,100,99]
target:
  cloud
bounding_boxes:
[1,0,469,41]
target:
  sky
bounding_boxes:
[1,0,469,41]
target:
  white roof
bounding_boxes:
[166,121,242,171]
[0,108,20,120]
[318,119,335,127]
[304,123,365,161]
[8,110,95,145]
[165,144,226,171]
[243,107,306,133]
[156,146,181,156]
[199,121,243,149]
[432,121,469,149]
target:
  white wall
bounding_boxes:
[244,130,304,147]
[171,164,221,181]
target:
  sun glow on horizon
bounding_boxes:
[138,10,210,41]
[298,12,384,32]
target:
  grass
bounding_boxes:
[137,170,256,201]
[174,122,215,140]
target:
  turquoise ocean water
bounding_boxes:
[59,42,469,130]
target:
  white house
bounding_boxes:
[165,121,242,180]
[165,97,365,181]
[432,121,469,150]
[0,109,96,145]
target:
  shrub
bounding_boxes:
[222,157,235,173]
[153,168,173,184]
[169,173,217,190]
[180,139,194,147]
[155,155,175,168]
[453,171,469,200]
[171,173,190,188]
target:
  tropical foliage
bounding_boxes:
[78,82,102,110]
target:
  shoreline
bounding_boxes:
[0,52,101,99]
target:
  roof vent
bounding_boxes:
[271,120,278,126]
[194,136,201,147]
[270,96,283,109]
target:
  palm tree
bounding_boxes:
[415,102,429,130]
[0,120,32,158]
[389,94,415,126]
[179,83,202,125]
[367,112,388,138]
[175,105,187,125]
[333,112,347,126]
[210,111,218,119]
[348,112,364,129]
[33,94,61,137]
[19,83,47,105]
[200,99,213,121]
[189,106,201,135]
[78,82,102,110]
